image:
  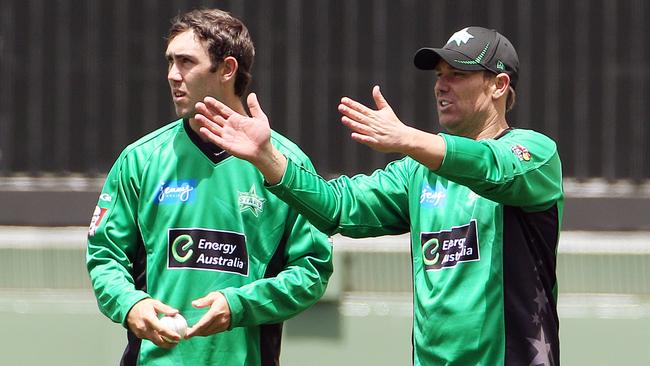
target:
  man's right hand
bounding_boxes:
[126,298,181,349]
[194,93,287,184]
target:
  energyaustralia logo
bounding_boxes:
[168,228,249,276]
[421,220,480,271]
[155,180,196,204]
[420,182,446,208]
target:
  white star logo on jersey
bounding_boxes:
[531,313,541,326]
[533,288,549,313]
[238,185,266,217]
[447,28,474,46]
[527,328,553,366]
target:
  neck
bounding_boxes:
[187,94,247,141]
[474,114,509,140]
[454,106,508,140]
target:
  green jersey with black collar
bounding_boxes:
[86,119,333,366]
[268,128,563,366]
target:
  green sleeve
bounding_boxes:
[437,131,563,211]
[220,148,334,327]
[267,157,412,238]
[86,151,150,326]
[220,212,333,328]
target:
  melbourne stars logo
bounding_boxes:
[238,185,266,217]
[447,27,474,46]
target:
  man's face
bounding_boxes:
[433,61,494,135]
[166,30,223,119]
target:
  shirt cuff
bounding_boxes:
[220,288,244,330]
[120,291,152,327]
[265,157,296,191]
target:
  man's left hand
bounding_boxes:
[338,85,414,154]
[185,291,232,338]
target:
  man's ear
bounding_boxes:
[220,56,239,82]
[493,73,510,99]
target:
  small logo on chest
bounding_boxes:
[420,183,446,208]
[238,185,266,217]
[155,180,196,204]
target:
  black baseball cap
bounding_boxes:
[414,26,519,88]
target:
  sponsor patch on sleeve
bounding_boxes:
[88,205,108,237]
[420,220,480,271]
[511,144,532,161]
[99,193,112,202]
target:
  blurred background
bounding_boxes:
[1,0,649,365]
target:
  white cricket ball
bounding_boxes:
[159,314,188,343]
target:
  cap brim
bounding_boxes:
[414,47,487,72]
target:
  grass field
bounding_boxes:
[3,290,650,365]
[2,227,649,365]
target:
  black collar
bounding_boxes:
[183,119,230,164]
[494,127,514,140]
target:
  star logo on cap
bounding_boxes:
[447,28,474,46]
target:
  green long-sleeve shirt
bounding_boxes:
[87,119,333,365]
[268,128,563,365]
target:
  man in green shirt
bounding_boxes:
[86,8,332,365]
[194,26,563,365]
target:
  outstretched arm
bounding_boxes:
[338,85,446,170]
[196,91,411,238]
[194,93,287,184]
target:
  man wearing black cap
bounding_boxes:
[194,26,563,366]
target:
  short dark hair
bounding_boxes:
[168,9,255,97]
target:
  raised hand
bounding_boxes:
[126,298,181,348]
[195,93,273,165]
[185,291,231,338]
[338,85,414,154]
[194,93,287,184]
